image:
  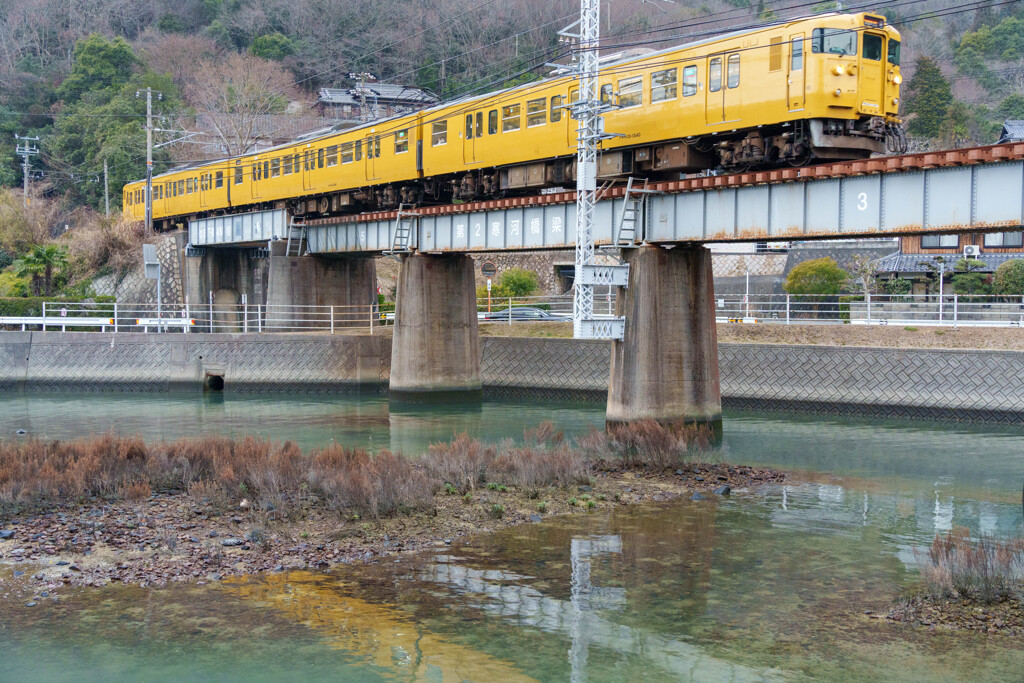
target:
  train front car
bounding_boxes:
[802,13,903,162]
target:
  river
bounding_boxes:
[0,392,1021,681]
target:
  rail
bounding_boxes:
[3,293,1023,333]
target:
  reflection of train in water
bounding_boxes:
[124,12,902,231]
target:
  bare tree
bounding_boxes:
[848,253,881,297]
[185,53,298,156]
[137,31,221,90]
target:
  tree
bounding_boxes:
[905,57,953,139]
[951,257,990,297]
[993,259,1024,295]
[57,35,138,103]
[783,257,848,295]
[497,268,539,296]
[847,253,880,297]
[185,53,297,156]
[12,244,68,296]
[251,33,294,61]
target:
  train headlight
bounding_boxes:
[894,75,902,85]
[892,98,899,106]
[832,65,845,76]
[834,88,842,97]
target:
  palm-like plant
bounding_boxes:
[12,245,69,296]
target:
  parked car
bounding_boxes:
[481,306,570,322]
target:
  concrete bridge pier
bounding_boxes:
[389,252,481,399]
[265,242,377,329]
[607,244,722,432]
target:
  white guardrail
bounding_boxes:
[1,294,1022,333]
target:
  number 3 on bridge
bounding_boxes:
[857,192,868,211]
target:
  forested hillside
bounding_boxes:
[0,0,1020,298]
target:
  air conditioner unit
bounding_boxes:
[964,245,981,258]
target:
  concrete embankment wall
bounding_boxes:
[1,332,1022,422]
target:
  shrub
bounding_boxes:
[783,257,848,295]
[884,277,913,296]
[424,433,493,493]
[993,260,1024,296]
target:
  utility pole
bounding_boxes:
[348,72,375,122]
[565,0,617,339]
[14,134,39,207]
[137,87,161,232]
[103,158,109,217]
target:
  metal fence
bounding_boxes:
[716,294,1024,327]
[5,293,1023,333]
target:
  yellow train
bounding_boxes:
[124,12,902,230]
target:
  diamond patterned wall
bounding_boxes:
[3,332,1023,422]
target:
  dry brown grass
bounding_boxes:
[0,420,717,521]
[918,527,1024,603]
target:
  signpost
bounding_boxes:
[142,244,162,331]
[486,278,492,312]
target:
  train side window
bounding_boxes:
[325,145,337,166]
[526,98,546,127]
[600,84,612,104]
[271,158,280,177]
[570,88,579,104]
[317,149,324,169]
[199,176,205,191]
[488,110,498,135]
[374,136,381,157]
[234,162,243,184]
[862,33,882,61]
[888,40,900,66]
[283,155,292,174]
[550,95,562,122]
[178,179,185,195]
[502,104,520,132]
[618,77,642,107]
[709,58,722,92]
[215,171,223,188]
[293,153,301,171]
[465,114,473,140]
[791,37,803,70]
[727,55,740,88]
[652,68,678,101]
[355,140,362,161]
[475,112,483,137]
[682,66,697,97]
[431,120,448,146]
[341,142,354,163]
[395,129,409,153]
[263,161,269,178]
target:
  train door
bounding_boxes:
[788,34,805,110]
[722,53,742,122]
[199,173,208,208]
[252,160,261,199]
[567,88,579,147]
[365,136,378,180]
[463,113,475,164]
[705,55,724,124]
[859,33,886,111]
[302,150,314,191]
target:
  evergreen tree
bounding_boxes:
[905,57,952,139]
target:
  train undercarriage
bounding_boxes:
[162,116,905,231]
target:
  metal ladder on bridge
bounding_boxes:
[285,220,306,257]
[612,177,659,249]
[385,204,418,255]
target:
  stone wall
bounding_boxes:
[92,232,185,305]
[2,332,1023,422]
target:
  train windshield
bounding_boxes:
[888,40,901,66]
[811,28,857,56]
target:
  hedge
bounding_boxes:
[0,297,116,318]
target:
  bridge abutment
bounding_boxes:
[389,252,481,398]
[607,244,721,430]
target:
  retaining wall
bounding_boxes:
[0,332,1022,422]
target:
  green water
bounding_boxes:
[0,392,1022,681]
